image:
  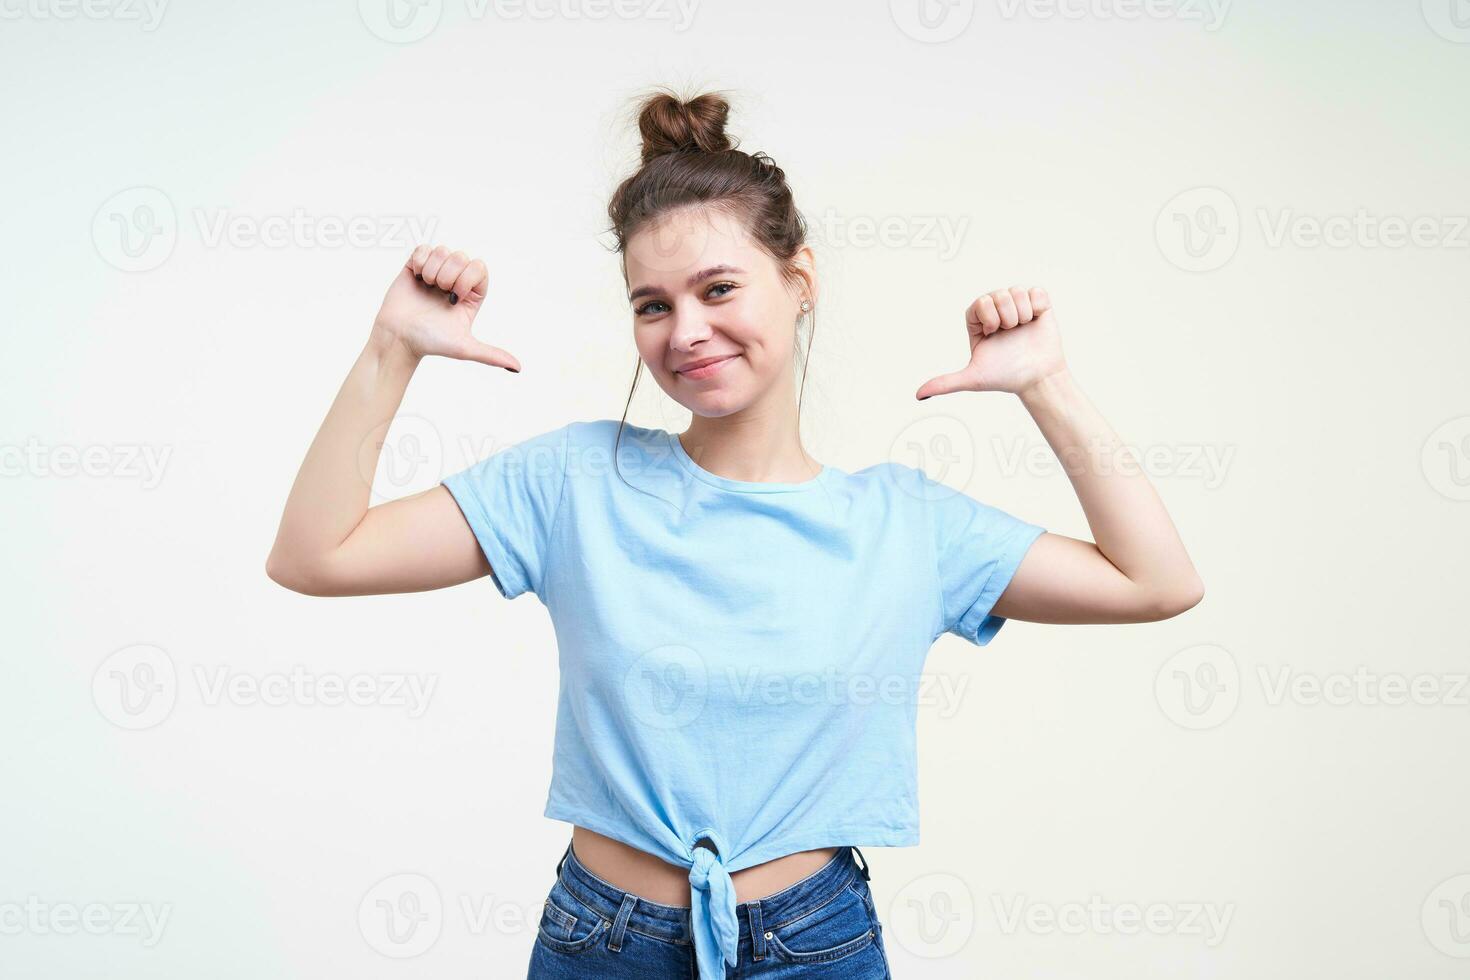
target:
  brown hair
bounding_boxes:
[607,87,816,476]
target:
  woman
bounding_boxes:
[266,89,1203,979]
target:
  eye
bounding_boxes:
[634,299,670,317]
[706,281,738,299]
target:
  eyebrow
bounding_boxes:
[628,265,746,303]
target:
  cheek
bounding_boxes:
[632,326,666,367]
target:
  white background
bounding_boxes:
[3,0,1469,977]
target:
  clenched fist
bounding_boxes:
[370,244,521,372]
[916,286,1066,399]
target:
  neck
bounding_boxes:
[680,404,819,484]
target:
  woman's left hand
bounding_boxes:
[916,286,1068,399]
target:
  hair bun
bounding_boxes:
[636,90,734,163]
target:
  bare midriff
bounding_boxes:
[570,826,839,907]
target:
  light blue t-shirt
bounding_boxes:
[442,419,1045,979]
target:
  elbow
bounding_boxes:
[265,550,326,596]
[1145,575,1205,620]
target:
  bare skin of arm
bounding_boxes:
[917,286,1205,625]
[266,245,520,597]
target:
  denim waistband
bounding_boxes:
[553,840,870,947]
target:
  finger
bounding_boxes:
[915,370,973,400]
[1010,285,1033,323]
[1029,286,1051,315]
[420,244,451,285]
[407,244,432,281]
[434,251,469,293]
[992,289,1019,328]
[967,295,1001,336]
[451,258,489,304]
[448,335,521,372]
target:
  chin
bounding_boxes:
[678,391,748,418]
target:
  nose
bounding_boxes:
[668,303,714,352]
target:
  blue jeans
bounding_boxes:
[527,840,893,978]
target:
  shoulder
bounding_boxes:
[842,459,930,500]
[555,418,679,489]
[562,418,666,456]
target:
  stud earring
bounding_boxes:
[800,300,811,313]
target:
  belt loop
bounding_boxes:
[555,839,571,878]
[748,899,766,961]
[851,845,871,882]
[607,893,638,952]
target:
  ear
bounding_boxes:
[788,244,819,309]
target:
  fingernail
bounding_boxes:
[449,293,458,305]
[918,395,930,401]
[508,366,520,373]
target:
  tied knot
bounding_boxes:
[687,843,738,979]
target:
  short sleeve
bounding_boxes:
[920,470,1046,646]
[441,422,572,600]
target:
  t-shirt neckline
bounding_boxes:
[664,429,827,494]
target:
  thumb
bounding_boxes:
[915,369,974,401]
[1028,286,1051,316]
[449,335,521,373]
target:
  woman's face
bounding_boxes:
[624,206,813,418]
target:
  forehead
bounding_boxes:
[624,206,765,288]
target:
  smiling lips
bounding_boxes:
[675,354,738,380]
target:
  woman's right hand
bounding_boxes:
[370,244,521,372]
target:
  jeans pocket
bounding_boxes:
[535,880,609,954]
[766,878,877,965]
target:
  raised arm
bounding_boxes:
[916,287,1204,624]
[265,245,521,597]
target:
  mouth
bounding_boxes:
[675,354,738,380]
